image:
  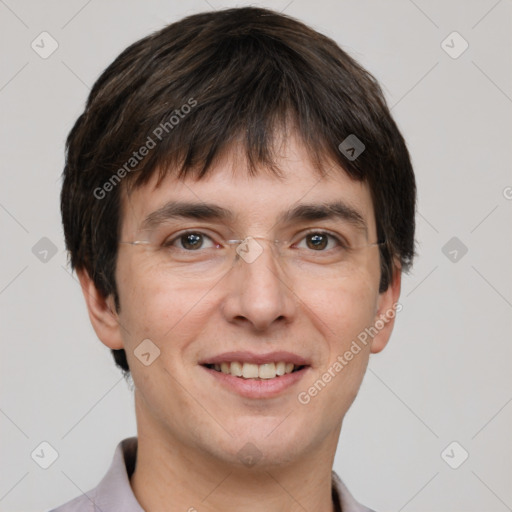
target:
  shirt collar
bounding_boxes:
[62,437,374,512]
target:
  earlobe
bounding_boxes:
[370,265,402,354]
[76,269,124,350]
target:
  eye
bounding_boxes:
[164,231,218,251]
[294,231,347,251]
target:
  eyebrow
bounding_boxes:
[278,202,367,234]
[140,200,368,234]
[141,202,235,231]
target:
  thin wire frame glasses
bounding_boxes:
[119,230,385,283]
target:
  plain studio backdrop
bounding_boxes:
[1,1,511,511]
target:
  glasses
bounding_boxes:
[119,226,385,283]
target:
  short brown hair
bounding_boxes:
[61,6,416,376]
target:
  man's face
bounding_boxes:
[107,134,398,467]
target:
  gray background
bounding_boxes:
[1,0,511,511]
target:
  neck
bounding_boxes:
[130,396,339,512]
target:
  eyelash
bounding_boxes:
[162,229,349,251]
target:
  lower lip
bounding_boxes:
[201,366,309,399]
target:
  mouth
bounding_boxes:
[202,361,307,380]
[199,352,311,398]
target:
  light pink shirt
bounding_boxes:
[49,437,375,512]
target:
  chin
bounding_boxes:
[202,417,315,467]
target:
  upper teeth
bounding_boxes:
[211,362,297,379]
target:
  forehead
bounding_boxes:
[120,135,376,237]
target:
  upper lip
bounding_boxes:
[199,351,310,366]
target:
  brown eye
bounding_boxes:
[296,231,344,252]
[163,231,217,251]
[306,233,328,250]
[180,233,203,250]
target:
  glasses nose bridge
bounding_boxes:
[230,236,285,267]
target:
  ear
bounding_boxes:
[370,264,402,354]
[76,269,124,350]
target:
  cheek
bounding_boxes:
[292,270,378,412]
[296,269,378,346]
[115,258,210,350]
[295,283,376,422]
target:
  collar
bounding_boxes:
[51,437,375,512]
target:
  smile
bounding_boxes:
[203,361,305,379]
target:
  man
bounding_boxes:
[54,6,415,512]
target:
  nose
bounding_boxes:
[221,238,297,332]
